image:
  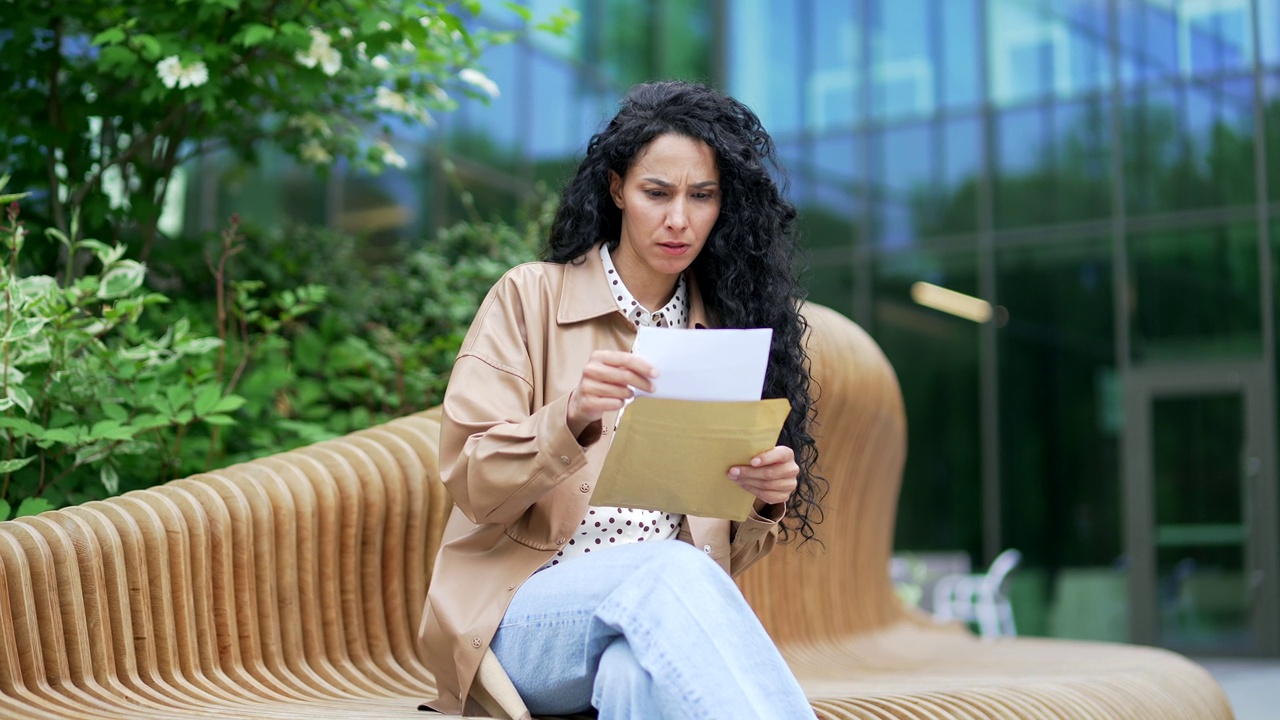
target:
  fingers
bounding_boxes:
[728,445,798,506]
[567,351,659,434]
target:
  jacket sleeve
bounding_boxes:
[728,503,785,577]
[439,272,601,527]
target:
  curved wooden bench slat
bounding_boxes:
[0,303,1231,719]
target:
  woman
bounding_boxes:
[419,80,823,718]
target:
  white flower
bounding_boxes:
[401,39,414,52]
[428,84,449,103]
[459,68,500,99]
[178,61,208,89]
[377,21,392,32]
[338,27,353,39]
[288,113,332,138]
[156,56,208,90]
[356,42,368,60]
[299,140,332,165]
[156,56,183,89]
[419,16,434,28]
[296,27,342,76]
[373,86,410,113]
[371,55,391,71]
[380,144,407,169]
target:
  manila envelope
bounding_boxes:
[590,396,791,521]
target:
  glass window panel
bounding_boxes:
[808,134,863,250]
[599,0,655,86]
[804,255,856,318]
[997,238,1118,587]
[809,0,863,131]
[941,0,981,109]
[875,248,982,558]
[1152,393,1249,653]
[937,117,982,235]
[459,42,522,157]
[1118,1,1180,86]
[1124,79,1256,214]
[1268,74,1280,202]
[727,0,803,136]
[528,52,578,162]
[1119,0,1253,83]
[873,123,932,247]
[1130,223,1263,361]
[1052,98,1112,222]
[989,0,1108,103]
[870,0,937,119]
[1263,0,1280,67]
[657,0,713,81]
[1183,0,1253,76]
[994,104,1053,228]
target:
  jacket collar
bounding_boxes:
[558,242,712,329]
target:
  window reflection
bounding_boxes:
[1263,0,1280,66]
[989,0,1109,105]
[1119,0,1254,85]
[809,0,863,131]
[727,0,802,135]
[1129,223,1263,361]
[870,0,937,118]
[1124,78,1256,214]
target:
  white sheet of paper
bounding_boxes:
[630,326,772,402]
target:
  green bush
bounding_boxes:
[0,178,247,519]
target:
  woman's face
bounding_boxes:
[608,133,721,289]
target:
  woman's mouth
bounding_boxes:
[658,242,690,255]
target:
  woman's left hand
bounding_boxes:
[728,445,797,509]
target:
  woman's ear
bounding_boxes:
[608,170,625,209]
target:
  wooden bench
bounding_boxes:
[0,303,1233,718]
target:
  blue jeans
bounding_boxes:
[490,540,814,719]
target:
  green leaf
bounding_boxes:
[166,384,193,411]
[0,456,36,473]
[90,420,135,442]
[41,428,81,445]
[176,337,222,355]
[91,27,127,46]
[101,402,128,421]
[502,2,533,21]
[132,34,162,61]
[0,417,43,438]
[97,261,146,299]
[193,384,221,417]
[236,23,276,47]
[99,45,139,75]
[15,497,53,518]
[211,394,246,414]
[0,499,8,521]
[100,464,120,495]
[4,317,47,342]
[201,414,236,426]
[8,386,32,416]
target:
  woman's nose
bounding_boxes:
[666,198,688,229]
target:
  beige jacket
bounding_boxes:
[418,245,785,717]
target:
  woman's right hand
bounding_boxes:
[566,350,658,437]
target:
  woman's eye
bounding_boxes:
[646,190,667,198]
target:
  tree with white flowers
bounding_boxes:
[0,0,572,263]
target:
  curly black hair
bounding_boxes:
[545,80,825,544]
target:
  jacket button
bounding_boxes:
[579,482,591,493]
[507,584,515,591]
[601,425,609,434]
[471,637,482,649]
[559,455,571,465]
[556,537,566,545]
[703,545,712,553]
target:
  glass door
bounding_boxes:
[1124,362,1279,656]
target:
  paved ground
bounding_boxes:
[1196,658,1280,719]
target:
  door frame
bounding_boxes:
[1123,360,1280,655]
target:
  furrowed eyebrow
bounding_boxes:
[641,177,719,188]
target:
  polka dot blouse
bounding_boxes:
[539,245,689,570]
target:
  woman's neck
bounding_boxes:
[610,246,679,312]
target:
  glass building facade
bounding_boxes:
[198,0,1280,657]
